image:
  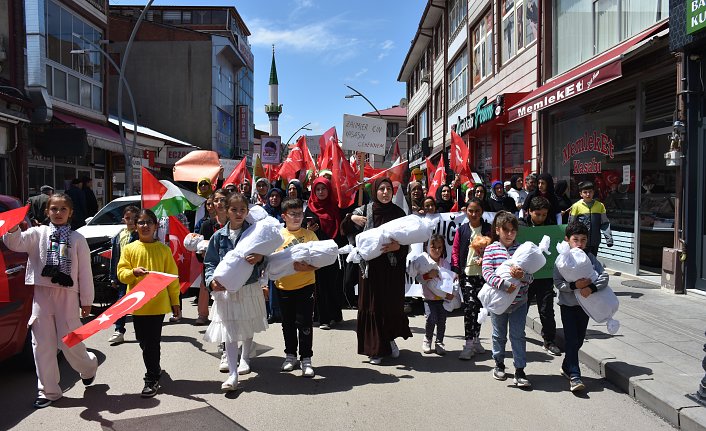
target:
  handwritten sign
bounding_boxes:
[342,114,387,156]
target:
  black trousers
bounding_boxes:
[586,245,599,257]
[279,284,315,359]
[133,314,164,383]
[526,278,556,343]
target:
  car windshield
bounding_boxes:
[88,199,141,225]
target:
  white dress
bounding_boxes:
[203,228,268,343]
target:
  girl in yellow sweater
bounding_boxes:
[117,209,180,398]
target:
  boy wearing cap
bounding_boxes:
[568,181,613,256]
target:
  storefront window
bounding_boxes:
[472,136,494,184]
[548,93,637,264]
[502,129,524,178]
[55,165,76,192]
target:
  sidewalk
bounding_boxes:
[526,270,706,431]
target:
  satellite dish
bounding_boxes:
[399,98,408,108]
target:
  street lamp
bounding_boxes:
[344,85,382,119]
[387,125,414,163]
[285,122,313,146]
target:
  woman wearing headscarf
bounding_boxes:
[287,179,308,211]
[435,184,456,213]
[507,174,527,213]
[487,180,517,212]
[340,178,412,365]
[407,181,424,215]
[263,187,284,223]
[306,177,344,329]
[522,173,561,222]
[252,178,270,206]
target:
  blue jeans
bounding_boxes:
[268,280,281,320]
[424,300,447,343]
[490,302,527,369]
[560,305,590,379]
[115,284,127,334]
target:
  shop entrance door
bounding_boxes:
[636,131,676,273]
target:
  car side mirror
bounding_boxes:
[85,217,93,224]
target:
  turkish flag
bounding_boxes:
[330,142,358,208]
[427,157,446,198]
[0,205,28,237]
[62,272,177,347]
[392,139,401,162]
[223,158,252,187]
[363,160,408,193]
[141,167,167,210]
[168,216,202,293]
[278,136,310,181]
[318,127,338,169]
[450,131,471,177]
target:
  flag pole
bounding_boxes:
[357,151,365,206]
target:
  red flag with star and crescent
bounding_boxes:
[168,216,202,293]
[318,127,338,170]
[62,272,177,347]
[330,142,358,208]
[450,130,471,177]
[223,157,252,188]
[0,205,29,302]
[427,157,446,198]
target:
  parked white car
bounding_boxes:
[77,195,141,250]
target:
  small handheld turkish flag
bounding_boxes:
[62,272,177,348]
[168,216,202,293]
[0,205,28,237]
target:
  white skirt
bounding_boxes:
[203,282,268,344]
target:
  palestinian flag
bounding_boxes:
[142,167,204,218]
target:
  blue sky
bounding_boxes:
[111,0,426,145]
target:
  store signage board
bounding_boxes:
[261,136,281,164]
[342,114,387,156]
[509,61,622,122]
[166,147,197,165]
[688,0,706,35]
[456,96,502,135]
[562,130,616,175]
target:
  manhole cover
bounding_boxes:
[621,280,660,289]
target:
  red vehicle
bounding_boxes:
[0,195,32,364]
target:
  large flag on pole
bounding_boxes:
[168,216,202,293]
[427,157,446,198]
[141,167,204,218]
[329,142,358,208]
[278,136,317,181]
[62,272,178,347]
[223,158,252,187]
[450,131,471,177]
[318,127,338,169]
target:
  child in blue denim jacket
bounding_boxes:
[203,193,268,392]
[107,205,139,344]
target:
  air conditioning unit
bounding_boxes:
[420,72,430,83]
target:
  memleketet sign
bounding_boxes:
[342,114,387,156]
[688,0,706,35]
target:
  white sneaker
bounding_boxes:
[390,340,400,358]
[472,337,486,354]
[369,356,382,365]
[422,339,433,354]
[281,354,298,372]
[108,331,124,344]
[301,358,315,378]
[221,374,237,392]
[435,342,446,356]
[219,351,229,373]
[237,358,251,375]
[458,345,475,360]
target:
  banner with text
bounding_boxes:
[342,114,387,156]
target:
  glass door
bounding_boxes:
[637,133,676,272]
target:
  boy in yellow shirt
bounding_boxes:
[276,198,320,377]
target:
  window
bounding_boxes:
[417,51,428,87]
[448,50,468,108]
[45,0,103,112]
[418,108,429,141]
[433,20,443,59]
[449,0,468,39]
[500,0,538,66]
[387,122,399,138]
[553,0,668,75]
[433,86,443,120]
[472,11,493,86]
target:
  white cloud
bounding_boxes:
[380,40,394,50]
[249,18,358,56]
[345,68,368,81]
[369,79,380,85]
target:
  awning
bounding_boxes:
[507,20,668,122]
[53,112,127,153]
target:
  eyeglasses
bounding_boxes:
[199,182,209,187]
[285,212,304,218]
[136,220,155,226]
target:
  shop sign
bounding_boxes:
[237,105,248,143]
[688,0,706,35]
[509,61,622,121]
[562,130,615,174]
[456,96,502,135]
[166,147,196,165]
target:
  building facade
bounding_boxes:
[362,105,409,168]
[109,5,255,162]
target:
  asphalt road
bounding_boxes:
[0,299,675,431]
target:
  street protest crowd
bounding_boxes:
[1,134,619,408]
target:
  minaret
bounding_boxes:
[265,45,282,137]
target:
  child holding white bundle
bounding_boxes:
[553,222,610,393]
[203,193,268,392]
[482,211,534,388]
[415,234,454,355]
